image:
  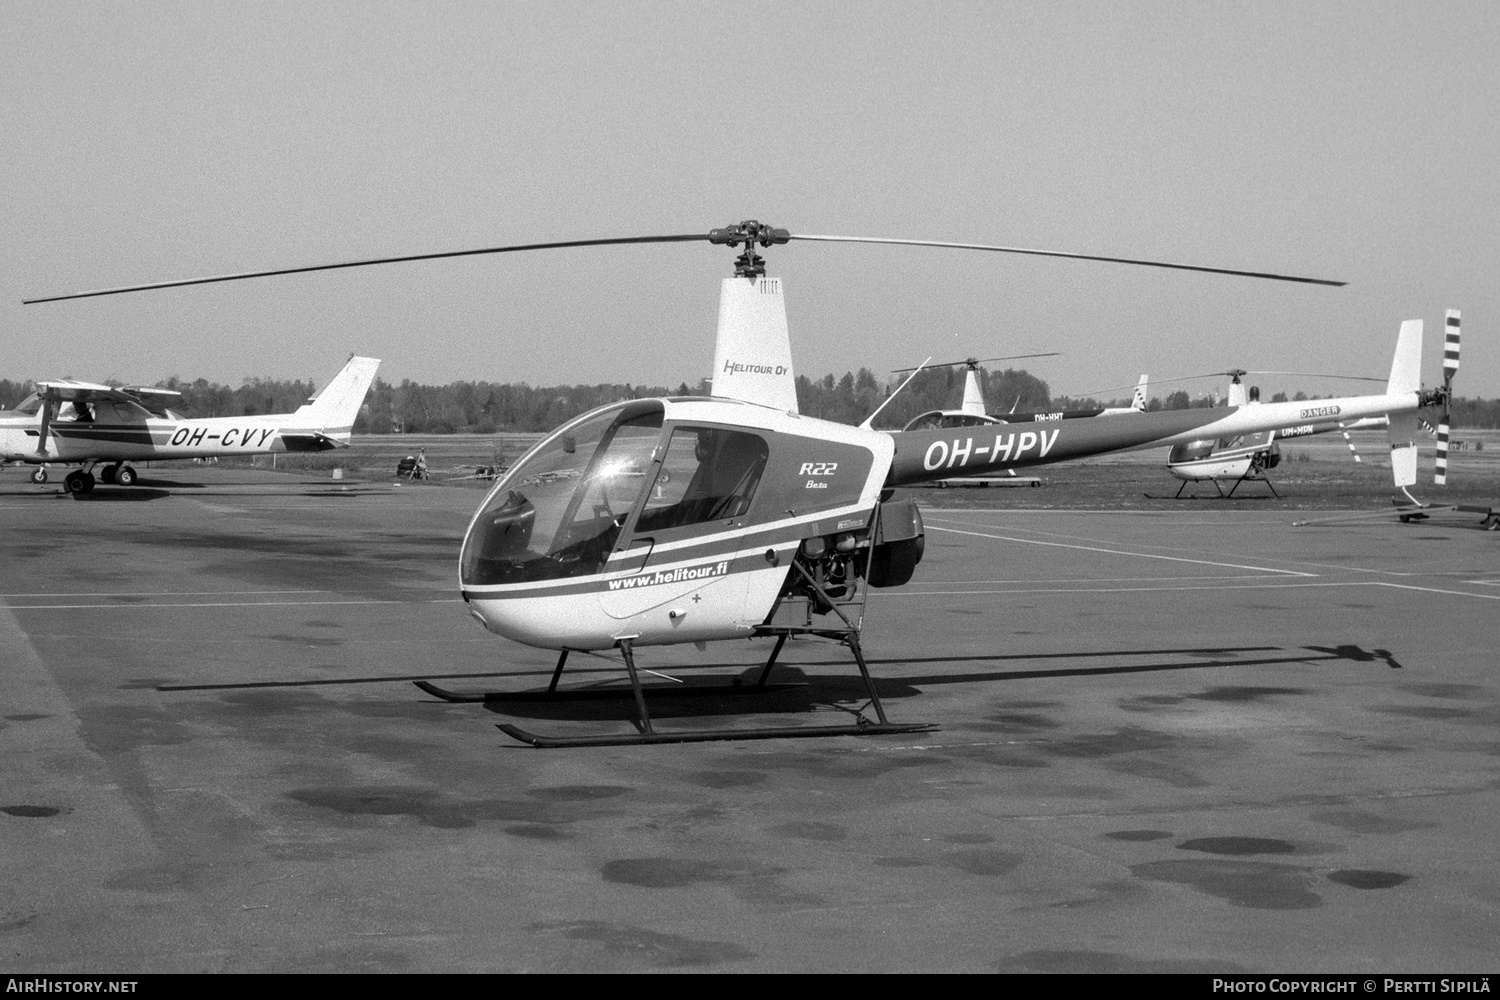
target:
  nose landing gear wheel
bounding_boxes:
[116,465,137,486]
[30,468,48,484]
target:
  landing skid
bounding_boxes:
[497,718,934,749]
[424,563,938,748]
[414,678,807,703]
[1293,496,1500,529]
[1168,475,1279,499]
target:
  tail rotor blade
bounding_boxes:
[1436,418,1450,485]
[1443,309,1461,384]
[1436,309,1459,486]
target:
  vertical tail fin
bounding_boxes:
[1385,320,1424,490]
[1131,375,1148,412]
[960,368,986,416]
[710,277,798,412]
[295,356,381,432]
[1386,319,1422,396]
[1387,411,1419,488]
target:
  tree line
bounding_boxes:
[4,370,1499,430]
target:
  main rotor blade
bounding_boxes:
[892,351,1060,373]
[1077,369,1382,396]
[23,233,711,304]
[789,234,1346,286]
[1243,370,1384,382]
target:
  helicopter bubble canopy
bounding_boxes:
[461,399,664,588]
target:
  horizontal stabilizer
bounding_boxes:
[279,431,347,452]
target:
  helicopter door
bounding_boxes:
[599,425,769,623]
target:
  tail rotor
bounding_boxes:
[1434,309,1460,486]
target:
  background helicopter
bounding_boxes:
[26,220,1451,747]
[1082,365,1413,498]
[896,355,1147,432]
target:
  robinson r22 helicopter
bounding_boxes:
[25,221,1452,746]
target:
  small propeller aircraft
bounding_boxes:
[25,221,1453,746]
[0,356,381,494]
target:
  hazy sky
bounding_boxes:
[6,1,1498,400]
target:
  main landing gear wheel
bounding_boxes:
[100,464,118,484]
[30,468,48,484]
[115,465,137,486]
[64,470,95,495]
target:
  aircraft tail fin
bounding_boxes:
[960,369,986,416]
[1387,410,1419,488]
[295,356,381,435]
[710,277,798,412]
[1131,374,1148,412]
[1386,319,1422,397]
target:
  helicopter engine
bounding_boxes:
[780,498,925,616]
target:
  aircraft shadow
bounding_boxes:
[69,488,173,502]
[158,643,1403,728]
[428,644,1404,724]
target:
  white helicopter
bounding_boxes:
[25,221,1452,746]
[0,356,381,495]
[1149,359,1440,498]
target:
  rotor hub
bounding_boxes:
[708,220,791,279]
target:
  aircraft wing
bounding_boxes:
[36,379,129,401]
[35,379,175,408]
[119,385,183,400]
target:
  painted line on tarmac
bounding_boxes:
[926,524,1314,577]
[876,579,1500,601]
[1371,581,1500,601]
[905,574,1294,586]
[5,597,465,610]
[0,588,329,598]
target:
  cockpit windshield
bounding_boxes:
[9,393,41,415]
[461,401,663,587]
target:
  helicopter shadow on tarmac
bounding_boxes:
[155,642,1405,731]
[419,642,1406,727]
